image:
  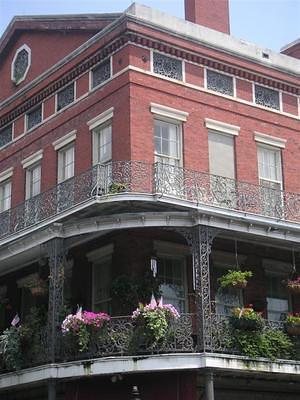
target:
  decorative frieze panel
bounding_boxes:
[207,69,234,96]
[57,84,75,111]
[92,59,111,88]
[255,85,280,110]
[153,52,183,81]
[27,105,42,130]
[0,125,12,148]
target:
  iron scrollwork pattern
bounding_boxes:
[46,238,66,362]
[153,52,183,81]
[92,59,111,88]
[178,227,217,352]
[27,105,42,130]
[206,69,234,96]
[0,125,12,148]
[57,83,75,111]
[13,48,29,83]
[255,84,280,110]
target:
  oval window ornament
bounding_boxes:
[11,44,31,85]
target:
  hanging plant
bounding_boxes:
[219,270,252,290]
[286,313,300,336]
[286,277,300,295]
[27,278,48,297]
[229,305,264,331]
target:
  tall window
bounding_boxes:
[27,105,42,130]
[257,145,282,190]
[154,119,181,166]
[0,180,12,212]
[93,123,112,164]
[57,145,75,183]
[26,164,41,199]
[208,131,235,179]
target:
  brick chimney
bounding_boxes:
[185,0,230,34]
[280,39,300,60]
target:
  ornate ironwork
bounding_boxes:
[0,161,300,241]
[206,69,234,96]
[13,48,29,83]
[46,238,66,362]
[0,125,12,148]
[153,52,183,80]
[57,83,75,111]
[255,84,280,110]
[27,105,42,130]
[92,59,111,88]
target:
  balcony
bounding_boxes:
[0,161,299,241]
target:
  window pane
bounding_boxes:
[153,52,183,81]
[154,120,179,159]
[207,70,234,96]
[28,164,41,198]
[92,60,111,88]
[0,125,12,148]
[258,146,282,183]
[57,84,75,111]
[0,181,11,212]
[208,131,235,178]
[255,85,280,110]
[27,105,42,130]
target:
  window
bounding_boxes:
[257,145,282,190]
[58,145,74,183]
[26,164,41,199]
[206,70,234,96]
[255,85,280,110]
[153,52,183,81]
[27,105,42,130]
[208,131,235,179]
[56,83,75,111]
[264,260,289,321]
[0,180,11,212]
[93,123,112,164]
[11,44,31,84]
[154,119,181,166]
[91,59,111,89]
[155,241,189,313]
[88,245,113,314]
[0,125,13,148]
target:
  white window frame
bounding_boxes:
[154,118,183,166]
[257,143,283,190]
[22,150,43,200]
[57,144,75,184]
[25,163,42,200]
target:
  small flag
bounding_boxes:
[11,313,20,326]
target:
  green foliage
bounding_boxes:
[230,307,264,331]
[0,326,22,370]
[109,183,127,194]
[143,307,169,346]
[219,270,252,289]
[229,329,293,360]
[286,313,300,326]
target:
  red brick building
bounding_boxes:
[0,1,300,399]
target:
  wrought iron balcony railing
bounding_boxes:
[0,161,299,240]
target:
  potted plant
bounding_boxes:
[219,270,253,290]
[131,296,180,350]
[109,182,127,194]
[286,313,300,335]
[286,277,300,295]
[229,305,264,331]
[61,309,110,352]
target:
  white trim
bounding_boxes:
[53,130,77,151]
[87,244,114,263]
[255,132,286,149]
[11,44,31,85]
[150,103,189,122]
[21,150,43,169]
[204,118,240,136]
[87,107,114,130]
[0,167,13,183]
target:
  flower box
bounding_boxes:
[230,306,264,332]
[286,325,300,336]
[287,277,300,295]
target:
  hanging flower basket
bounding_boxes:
[218,270,252,290]
[286,314,300,336]
[287,278,300,295]
[28,279,48,297]
[229,306,264,332]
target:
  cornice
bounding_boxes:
[0,29,299,130]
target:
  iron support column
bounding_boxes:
[48,380,56,400]
[46,237,66,363]
[205,371,215,400]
